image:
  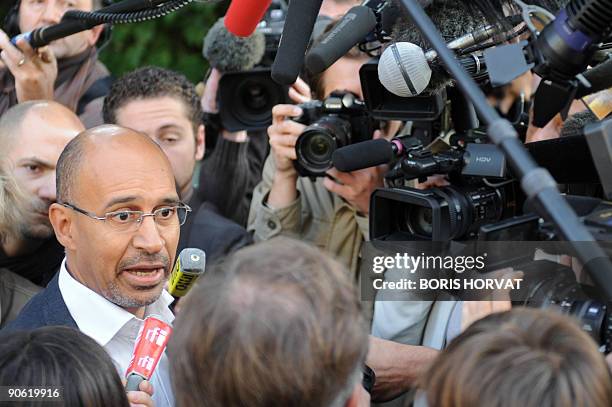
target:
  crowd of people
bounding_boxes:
[1,0,612,406]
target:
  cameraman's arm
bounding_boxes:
[248,104,306,240]
[367,336,438,402]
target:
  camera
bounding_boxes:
[293,91,378,178]
[218,0,290,132]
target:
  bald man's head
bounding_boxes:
[56,125,174,204]
[0,101,83,159]
[0,101,84,241]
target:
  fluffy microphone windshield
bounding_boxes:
[390,0,568,95]
[202,17,266,73]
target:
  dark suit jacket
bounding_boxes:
[3,273,77,331]
[179,193,253,265]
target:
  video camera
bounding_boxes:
[218,0,290,132]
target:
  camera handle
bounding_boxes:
[398,0,612,300]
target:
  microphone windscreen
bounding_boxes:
[272,0,323,85]
[332,139,394,172]
[305,6,377,75]
[378,42,431,97]
[203,17,266,73]
[224,0,272,37]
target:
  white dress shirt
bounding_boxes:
[58,258,175,406]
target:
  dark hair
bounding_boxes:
[0,326,129,407]
[103,66,203,132]
[423,308,612,407]
[169,238,369,407]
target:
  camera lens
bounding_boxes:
[303,132,334,165]
[407,206,433,238]
[295,116,351,176]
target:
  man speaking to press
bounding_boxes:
[5,125,184,406]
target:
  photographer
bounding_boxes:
[248,44,400,276]
[0,0,110,128]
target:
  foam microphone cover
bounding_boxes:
[305,6,377,75]
[224,0,272,37]
[203,17,266,73]
[378,42,432,97]
[272,0,324,85]
[332,139,394,172]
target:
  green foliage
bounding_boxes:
[99,1,227,84]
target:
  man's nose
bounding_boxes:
[132,216,165,254]
[41,1,64,25]
[38,173,57,203]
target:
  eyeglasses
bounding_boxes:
[59,202,192,232]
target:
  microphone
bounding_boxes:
[332,138,416,172]
[167,248,206,298]
[575,59,612,100]
[304,3,378,75]
[378,41,487,97]
[11,0,164,48]
[203,17,266,73]
[125,316,173,392]
[271,0,323,85]
[224,0,273,37]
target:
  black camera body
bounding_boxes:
[293,92,378,178]
[218,1,290,132]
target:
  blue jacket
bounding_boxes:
[3,272,77,331]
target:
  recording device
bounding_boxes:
[125,316,173,391]
[167,248,206,298]
[207,3,291,132]
[271,0,323,85]
[224,0,272,37]
[305,0,391,75]
[10,0,185,48]
[292,91,378,178]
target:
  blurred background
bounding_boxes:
[0,0,228,83]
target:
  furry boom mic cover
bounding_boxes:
[390,0,569,94]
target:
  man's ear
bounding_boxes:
[86,24,105,47]
[195,124,205,161]
[49,203,77,251]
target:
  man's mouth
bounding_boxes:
[122,264,166,286]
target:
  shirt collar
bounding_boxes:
[58,258,174,347]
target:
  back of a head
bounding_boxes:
[0,326,129,407]
[423,308,612,407]
[169,238,369,407]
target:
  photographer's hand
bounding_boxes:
[288,77,311,104]
[323,130,386,215]
[0,30,57,102]
[267,104,306,208]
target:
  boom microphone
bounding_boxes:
[575,58,612,100]
[305,5,377,75]
[125,316,173,392]
[271,0,323,85]
[224,0,273,37]
[167,248,206,298]
[203,17,266,73]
